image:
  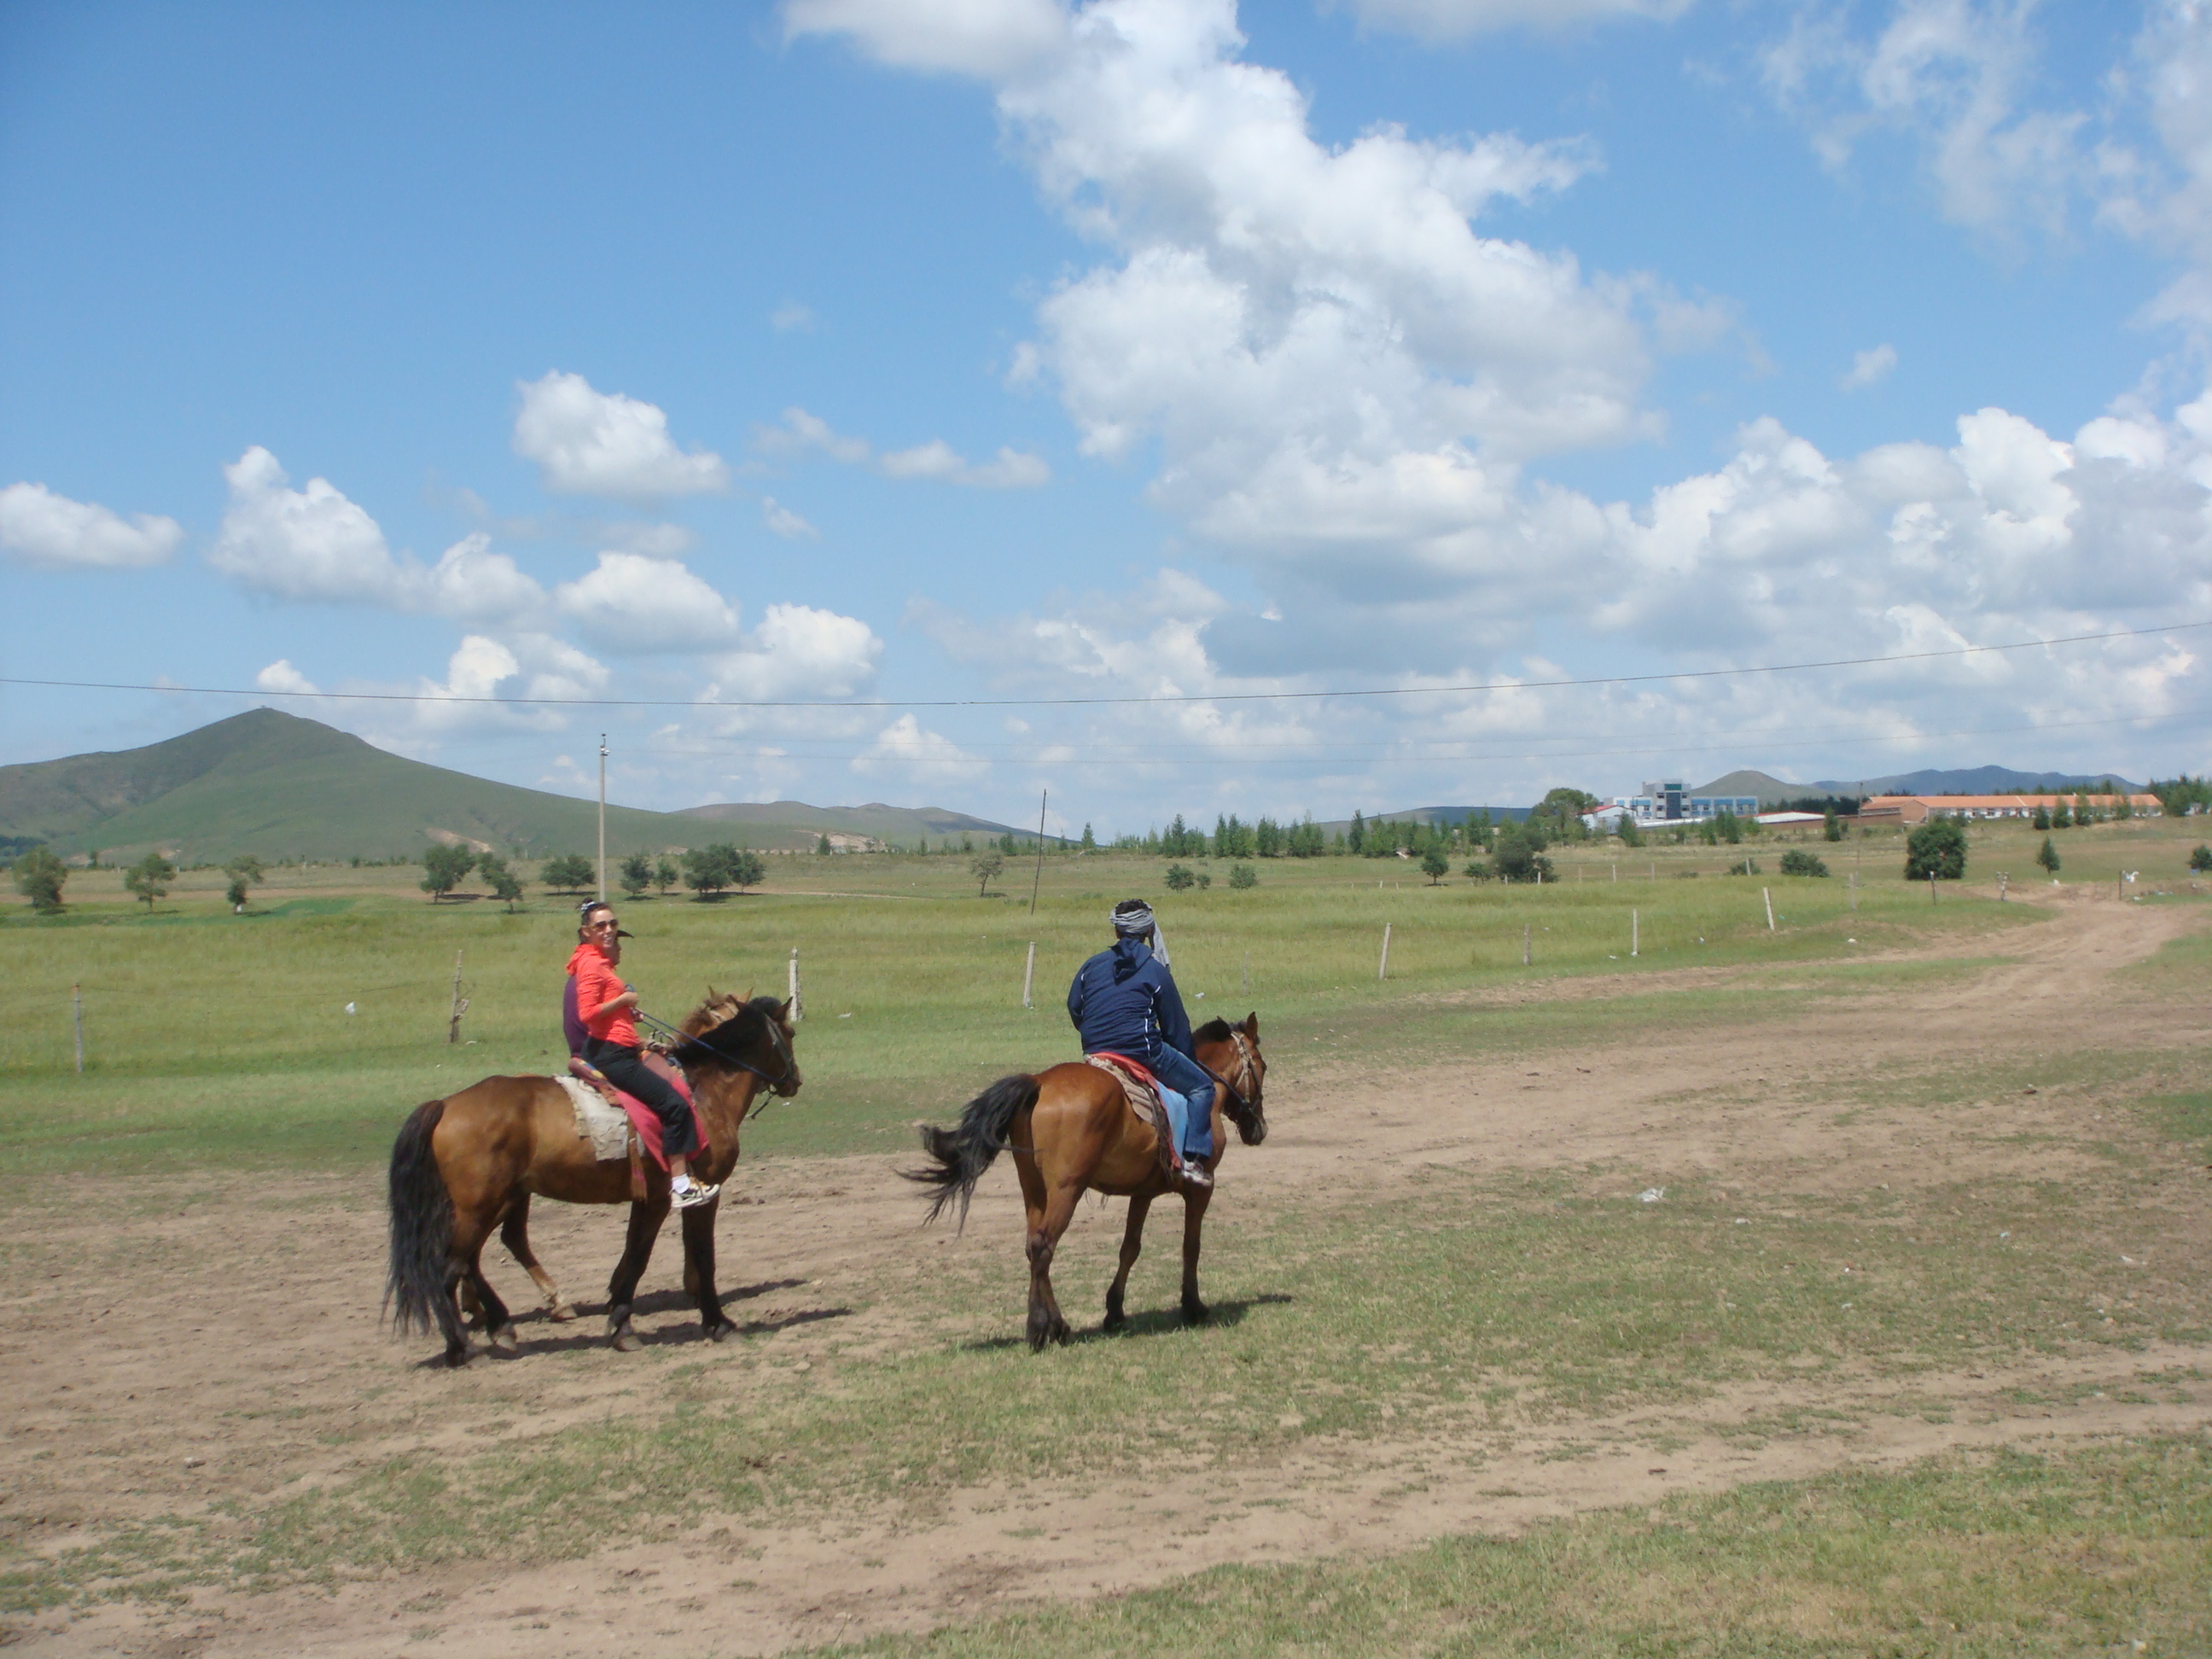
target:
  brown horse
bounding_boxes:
[385,992,800,1366]
[906,1015,1267,1349]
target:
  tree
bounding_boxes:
[479,852,526,911]
[1162,862,1196,892]
[2051,802,2070,829]
[1462,859,1494,882]
[2037,836,2063,876]
[1287,815,1325,858]
[726,849,765,891]
[818,833,835,856]
[2030,804,2050,830]
[1530,787,1600,841]
[1615,814,1644,848]
[223,853,265,911]
[1905,817,1967,882]
[684,845,731,899]
[1080,823,1097,853]
[1713,807,1744,845]
[1778,849,1829,877]
[1491,824,1553,883]
[13,847,67,913]
[2188,844,2210,873]
[125,851,176,910]
[1421,845,1450,884]
[971,853,1004,896]
[619,851,654,899]
[1823,806,1843,842]
[654,855,680,896]
[1229,862,1257,889]
[540,853,595,894]
[1347,810,1366,854]
[421,844,476,902]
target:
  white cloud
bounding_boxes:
[852,713,990,782]
[705,602,884,699]
[0,481,183,569]
[785,0,1069,78]
[513,370,731,499]
[771,301,819,333]
[1841,343,1898,389]
[760,405,1051,487]
[553,550,741,653]
[1336,0,1692,38]
[760,496,821,539]
[212,446,414,604]
[210,448,550,621]
[254,660,320,696]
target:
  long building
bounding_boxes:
[1858,793,2162,825]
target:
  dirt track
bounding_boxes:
[6,893,2209,1656]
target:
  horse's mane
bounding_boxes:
[1193,1016,1237,1045]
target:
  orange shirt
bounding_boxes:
[567,941,637,1048]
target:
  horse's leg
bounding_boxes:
[1104,1194,1153,1334]
[465,1238,517,1354]
[604,1196,669,1353]
[499,1195,575,1322]
[680,1198,737,1342]
[439,1205,502,1366]
[1179,1185,1214,1324]
[1023,1177,1084,1352]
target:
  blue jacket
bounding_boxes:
[1068,936,1195,1064]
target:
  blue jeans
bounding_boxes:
[1148,1045,1215,1162]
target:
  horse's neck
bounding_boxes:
[692,1067,758,1145]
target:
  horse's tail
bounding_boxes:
[385,1098,453,1335]
[904,1074,1039,1227]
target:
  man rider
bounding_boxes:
[567,899,719,1210]
[1067,898,1215,1189]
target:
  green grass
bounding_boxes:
[0,847,2053,1179]
[801,1437,2212,1658]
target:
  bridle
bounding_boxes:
[1205,1028,1264,1132]
[642,1004,802,1115]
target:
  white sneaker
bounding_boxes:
[1179,1163,1214,1191]
[671,1179,720,1210]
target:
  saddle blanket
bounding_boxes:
[556,1074,637,1162]
[1084,1052,1180,1176]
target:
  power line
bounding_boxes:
[2,620,2201,711]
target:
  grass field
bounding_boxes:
[2,813,2208,1653]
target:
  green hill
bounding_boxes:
[675,800,1039,847]
[0,710,1028,864]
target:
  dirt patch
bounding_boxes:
[4,895,2209,1657]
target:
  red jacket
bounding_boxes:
[566,941,637,1048]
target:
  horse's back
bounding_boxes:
[1027,1059,1167,1194]
[428,1074,577,1207]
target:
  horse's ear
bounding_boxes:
[1243,1011,1260,1038]
[776,997,792,1022]
[705,985,718,1000]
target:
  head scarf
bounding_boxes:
[1111,898,1169,966]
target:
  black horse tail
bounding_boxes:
[385,1099,453,1335]
[905,1074,1038,1227]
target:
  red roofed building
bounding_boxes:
[1857,793,2161,825]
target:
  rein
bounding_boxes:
[639,1006,800,1118]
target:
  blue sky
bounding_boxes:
[3,0,2207,834]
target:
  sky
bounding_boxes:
[3,0,2209,836]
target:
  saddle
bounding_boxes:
[565,1052,706,1202]
[1084,1052,1182,1180]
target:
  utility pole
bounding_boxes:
[1029,789,1049,916]
[597,733,608,903]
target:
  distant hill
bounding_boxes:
[0,709,1029,864]
[676,800,1037,847]
[1690,770,1807,806]
[1811,765,2143,798]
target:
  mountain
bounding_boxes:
[1688,770,1807,806]
[675,800,1039,847]
[0,710,1027,864]
[1810,765,2144,797]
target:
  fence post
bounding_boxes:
[1848,870,1858,912]
[1022,940,1036,1009]
[446,951,468,1045]
[72,983,84,1074]
[1378,923,1392,981]
[1242,949,1250,997]
[1632,910,1639,958]
[789,946,804,1022]
[1522,922,1531,967]
[1763,888,1776,932]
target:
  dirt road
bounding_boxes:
[6,892,2208,1656]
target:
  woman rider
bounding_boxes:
[568,899,718,1209]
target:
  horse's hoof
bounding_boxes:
[1103,1310,1126,1334]
[547,1302,577,1324]
[1182,1299,1211,1324]
[444,1347,472,1369]
[707,1320,739,1344]
[489,1324,519,1354]
[611,1327,643,1353]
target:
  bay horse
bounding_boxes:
[385,992,800,1366]
[906,1015,1267,1349]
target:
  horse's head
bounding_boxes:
[676,991,803,1097]
[1196,1012,1266,1146]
